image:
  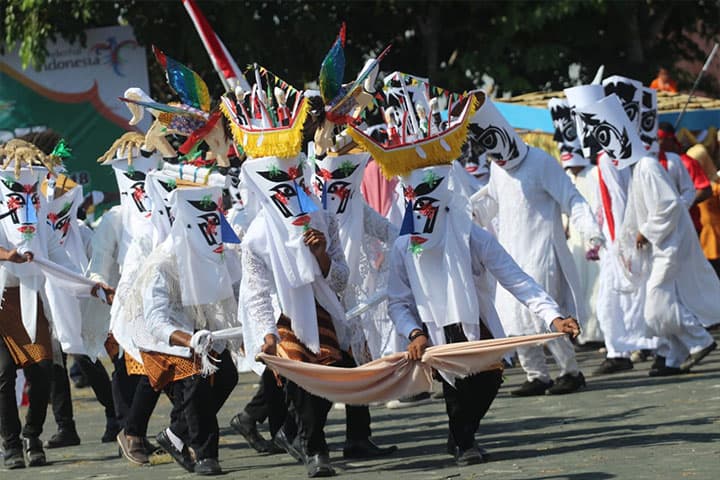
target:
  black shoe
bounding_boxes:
[510,379,553,396]
[454,446,485,466]
[3,447,25,469]
[155,430,195,472]
[44,429,81,449]
[194,458,222,476]
[680,341,717,371]
[649,365,686,377]
[547,372,586,395]
[143,437,163,456]
[342,438,397,459]
[101,417,121,443]
[230,412,271,453]
[22,437,46,467]
[592,357,633,376]
[446,435,488,457]
[306,452,335,478]
[272,428,305,464]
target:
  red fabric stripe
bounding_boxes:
[597,161,615,241]
[658,149,668,170]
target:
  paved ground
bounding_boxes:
[4,332,720,479]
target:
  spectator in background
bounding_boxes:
[650,67,679,93]
[657,122,711,232]
[686,143,720,277]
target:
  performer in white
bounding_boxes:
[567,83,658,375]
[576,94,719,376]
[125,182,240,476]
[549,97,603,345]
[472,92,604,395]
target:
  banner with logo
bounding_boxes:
[0,25,149,196]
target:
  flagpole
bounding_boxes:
[674,43,719,129]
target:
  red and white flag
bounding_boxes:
[182,0,251,92]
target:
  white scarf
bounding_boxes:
[242,154,347,353]
[400,166,480,344]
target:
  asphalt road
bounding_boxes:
[4,332,719,479]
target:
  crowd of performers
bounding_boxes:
[1,26,719,478]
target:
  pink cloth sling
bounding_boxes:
[258,333,565,405]
[361,158,398,216]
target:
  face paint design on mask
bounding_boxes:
[549,101,584,162]
[578,111,633,161]
[314,160,359,215]
[470,124,520,162]
[404,170,445,235]
[121,168,148,213]
[603,77,642,127]
[640,89,658,145]
[157,178,177,225]
[187,195,224,255]
[254,162,310,220]
[0,177,39,226]
[46,201,74,243]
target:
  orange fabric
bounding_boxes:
[125,353,146,376]
[140,351,199,391]
[259,333,563,405]
[698,182,720,260]
[0,287,52,367]
[650,77,678,93]
[276,304,342,365]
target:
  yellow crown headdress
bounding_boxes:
[220,65,309,159]
[347,88,477,179]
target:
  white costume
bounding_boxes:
[472,94,603,383]
[312,152,399,362]
[577,94,720,369]
[660,151,695,209]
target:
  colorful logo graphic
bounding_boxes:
[91,37,139,77]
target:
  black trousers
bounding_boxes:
[75,355,116,420]
[441,324,502,451]
[284,380,331,456]
[0,339,51,450]
[111,355,160,437]
[169,350,238,460]
[49,357,75,432]
[243,367,287,437]
[337,352,371,441]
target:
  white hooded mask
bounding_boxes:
[602,75,643,131]
[399,165,481,345]
[168,186,234,306]
[574,94,648,170]
[0,168,45,249]
[565,84,606,161]
[640,87,659,146]
[242,154,347,354]
[312,152,369,286]
[548,98,588,168]
[469,92,528,170]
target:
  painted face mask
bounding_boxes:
[400,165,452,251]
[168,186,236,306]
[0,168,45,246]
[468,92,528,170]
[548,98,588,167]
[242,154,318,231]
[42,185,82,246]
[145,170,178,241]
[565,84,606,161]
[640,87,659,146]
[574,94,647,170]
[312,152,368,215]
[602,75,643,131]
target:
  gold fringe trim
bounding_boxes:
[97,132,146,165]
[0,139,58,178]
[348,96,478,179]
[220,99,309,159]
